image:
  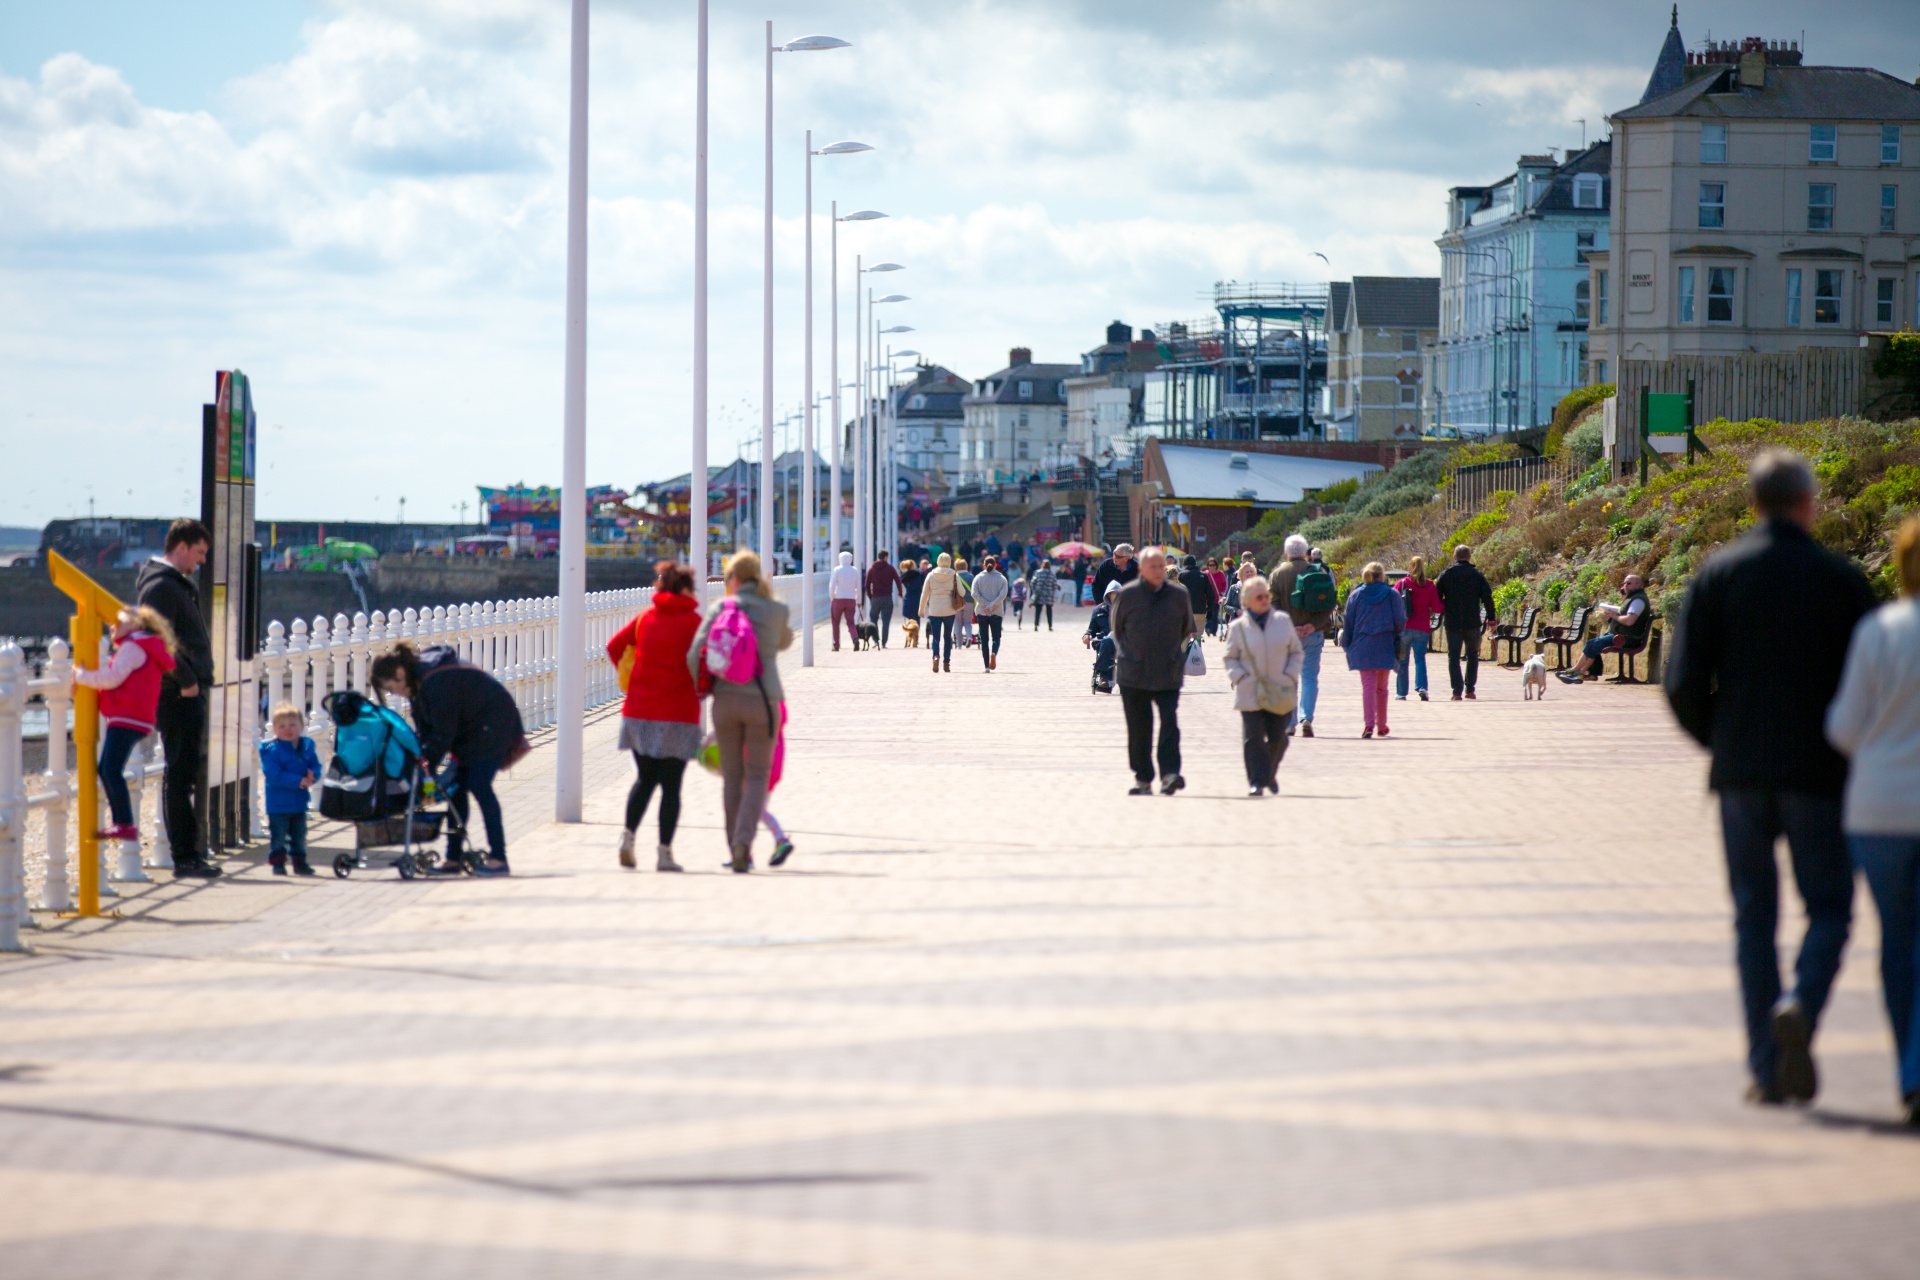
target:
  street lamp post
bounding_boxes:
[762,28,850,575]
[881,336,917,564]
[803,141,872,666]
[691,0,709,588]
[867,295,910,565]
[830,213,884,567]
[556,0,589,823]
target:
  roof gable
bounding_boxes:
[1348,277,1439,330]
[1615,65,1920,122]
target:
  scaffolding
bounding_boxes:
[1142,282,1329,442]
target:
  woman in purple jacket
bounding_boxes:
[1343,561,1407,738]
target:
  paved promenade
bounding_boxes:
[1,609,1914,1278]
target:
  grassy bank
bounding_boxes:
[1233,411,1920,623]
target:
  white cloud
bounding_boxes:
[6,0,1912,524]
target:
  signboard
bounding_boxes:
[1637,383,1709,481]
[200,370,261,850]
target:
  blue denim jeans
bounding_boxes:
[1849,833,1920,1096]
[925,615,954,661]
[268,811,309,866]
[1291,630,1325,727]
[450,758,506,864]
[97,724,143,828]
[1396,631,1431,697]
[1719,790,1854,1089]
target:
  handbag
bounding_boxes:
[1184,638,1207,677]
[1255,676,1298,716]
[949,575,965,612]
[1395,630,1415,663]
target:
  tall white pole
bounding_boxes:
[853,259,865,571]
[760,21,776,572]
[691,0,708,588]
[801,133,815,665]
[555,0,589,823]
[829,204,841,560]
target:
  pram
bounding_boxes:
[1083,600,1116,695]
[316,690,468,879]
[333,760,471,880]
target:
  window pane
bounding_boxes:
[1883,185,1898,233]
[1814,270,1842,325]
[1574,279,1591,322]
[1878,278,1897,324]
[1810,125,1836,162]
[1701,123,1727,165]
[1884,125,1902,164]
[1597,271,1609,325]
[1678,266,1695,323]
[1698,182,1725,228]
[1707,268,1735,323]
[1786,270,1802,325]
[1808,184,1835,231]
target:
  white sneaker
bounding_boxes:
[657,845,683,873]
[618,829,636,869]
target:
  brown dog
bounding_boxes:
[901,618,920,649]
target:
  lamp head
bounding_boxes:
[881,325,915,334]
[875,294,910,304]
[867,262,905,272]
[816,140,874,155]
[781,34,851,51]
[839,210,888,222]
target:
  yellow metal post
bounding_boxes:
[48,551,125,918]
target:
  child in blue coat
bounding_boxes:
[260,704,322,875]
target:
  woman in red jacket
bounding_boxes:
[1394,555,1442,701]
[606,562,703,871]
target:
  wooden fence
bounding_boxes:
[1614,348,1867,471]
[1450,456,1570,512]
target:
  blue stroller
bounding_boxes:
[1084,589,1118,694]
[317,691,469,879]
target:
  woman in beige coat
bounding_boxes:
[1222,575,1304,796]
[917,553,964,673]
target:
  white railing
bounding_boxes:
[0,573,829,939]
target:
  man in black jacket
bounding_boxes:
[1434,544,1497,700]
[134,518,220,878]
[1111,547,1195,796]
[1665,449,1876,1106]
[1091,544,1138,601]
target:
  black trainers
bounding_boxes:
[1128,782,1154,796]
[1771,996,1818,1104]
[172,859,221,879]
[292,862,316,877]
[271,861,288,876]
[1160,774,1186,796]
[469,858,512,877]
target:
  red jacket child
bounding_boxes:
[77,624,177,733]
[607,590,702,726]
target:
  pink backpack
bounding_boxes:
[703,599,762,684]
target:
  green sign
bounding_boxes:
[1646,392,1690,435]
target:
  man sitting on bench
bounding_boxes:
[1558,574,1651,684]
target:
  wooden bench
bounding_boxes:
[1537,605,1593,670]
[1607,618,1662,684]
[1492,605,1539,667]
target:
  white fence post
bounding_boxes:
[348,611,371,694]
[307,615,332,724]
[287,618,310,725]
[330,613,352,703]
[0,645,27,951]
[36,640,74,908]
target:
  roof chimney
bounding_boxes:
[1105,320,1133,346]
[1009,347,1032,368]
[1739,47,1766,89]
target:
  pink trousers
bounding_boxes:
[1360,669,1390,732]
[830,598,858,648]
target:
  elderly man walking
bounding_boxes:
[1270,535,1335,737]
[1111,547,1195,795]
[828,551,862,652]
[1665,449,1877,1106]
[864,551,903,648]
[1435,544,1497,701]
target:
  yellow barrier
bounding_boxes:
[47,551,126,918]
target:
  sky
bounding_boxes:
[4,0,1917,525]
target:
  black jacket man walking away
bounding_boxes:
[1664,449,1877,1106]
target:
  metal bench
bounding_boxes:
[1608,618,1662,684]
[1492,605,1539,667]
[1537,605,1593,670]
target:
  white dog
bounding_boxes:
[1521,654,1549,700]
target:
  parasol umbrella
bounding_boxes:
[1049,541,1104,559]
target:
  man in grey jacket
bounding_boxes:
[970,556,1010,672]
[1111,547,1195,795]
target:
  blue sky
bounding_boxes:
[3,0,1916,524]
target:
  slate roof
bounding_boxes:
[1157,445,1382,504]
[1615,65,1920,122]
[1328,281,1351,332]
[964,361,1078,407]
[1348,277,1439,331]
[890,365,970,419]
[1642,9,1687,104]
